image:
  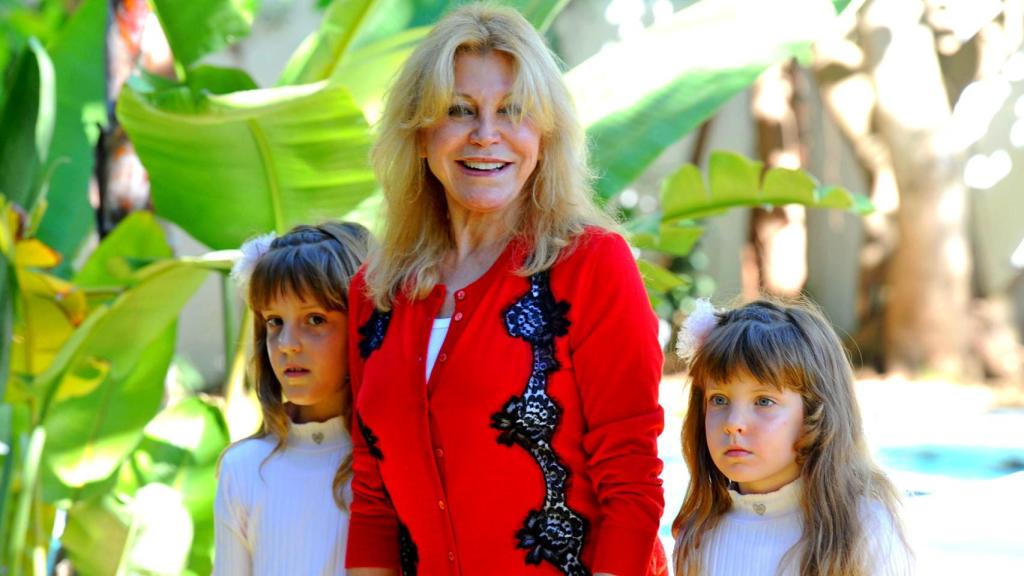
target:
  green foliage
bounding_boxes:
[118,79,376,249]
[149,0,260,70]
[35,0,107,274]
[0,1,866,574]
[0,37,55,213]
[631,150,872,307]
[567,0,835,201]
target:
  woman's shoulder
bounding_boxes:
[557,226,632,268]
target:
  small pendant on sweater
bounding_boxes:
[753,503,766,516]
[312,432,324,445]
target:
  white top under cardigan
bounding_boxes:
[677,479,914,575]
[214,416,352,576]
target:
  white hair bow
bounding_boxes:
[229,232,277,295]
[675,298,718,360]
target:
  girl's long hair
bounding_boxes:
[673,298,907,576]
[243,221,370,509]
[365,2,612,310]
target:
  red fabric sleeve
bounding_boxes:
[345,270,401,569]
[568,232,665,575]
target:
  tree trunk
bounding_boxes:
[861,0,972,376]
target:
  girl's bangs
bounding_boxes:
[249,246,346,313]
[692,321,805,392]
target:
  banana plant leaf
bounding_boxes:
[36,0,106,273]
[660,150,872,224]
[74,211,172,290]
[566,0,837,201]
[117,78,377,250]
[278,0,382,86]
[0,37,55,214]
[149,0,260,70]
[36,256,225,501]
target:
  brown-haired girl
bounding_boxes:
[673,299,914,576]
[214,222,371,575]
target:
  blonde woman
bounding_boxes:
[345,4,666,576]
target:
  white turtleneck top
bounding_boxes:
[214,416,352,575]
[678,479,914,575]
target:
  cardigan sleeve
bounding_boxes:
[568,231,666,575]
[213,450,253,576]
[345,270,402,569]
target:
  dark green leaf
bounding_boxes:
[0,37,55,214]
[35,0,107,274]
[186,65,259,96]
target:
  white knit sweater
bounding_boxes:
[677,479,914,575]
[214,416,351,575]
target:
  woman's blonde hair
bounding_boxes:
[245,221,370,509]
[365,2,612,309]
[673,298,907,576]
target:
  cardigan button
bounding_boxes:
[438,500,446,510]
[453,312,463,322]
[438,353,447,363]
[448,552,455,561]
[455,290,466,301]
[435,448,444,458]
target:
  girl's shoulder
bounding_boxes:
[218,436,278,478]
[858,497,915,574]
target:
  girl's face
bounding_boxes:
[704,375,804,494]
[261,292,348,423]
[419,50,541,223]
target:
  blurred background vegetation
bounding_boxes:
[0,0,1022,574]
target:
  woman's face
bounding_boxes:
[419,50,541,221]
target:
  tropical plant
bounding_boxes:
[0,0,869,573]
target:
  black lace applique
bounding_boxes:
[356,413,383,460]
[397,520,419,576]
[491,272,590,576]
[358,309,391,359]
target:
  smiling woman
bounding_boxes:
[345,4,668,576]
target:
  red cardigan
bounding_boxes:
[346,228,666,576]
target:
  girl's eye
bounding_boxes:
[448,104,474,118]
[755,397,776,407]
[707,394,728,407]
[307,314,327,326]
[265,317,282,329]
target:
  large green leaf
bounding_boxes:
[567,0,836,200]
[149,0,259,70]
[0,37,55,213]
[74,211,172,289]
[278,0,382,86]
[37,259,217,501]
[660,150,872,223]
[36,0,107,272]
[118,79,377,249]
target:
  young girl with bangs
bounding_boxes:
[672,299,913,576]
[214,222,371,575]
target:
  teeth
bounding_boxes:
[463,161,506,170]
